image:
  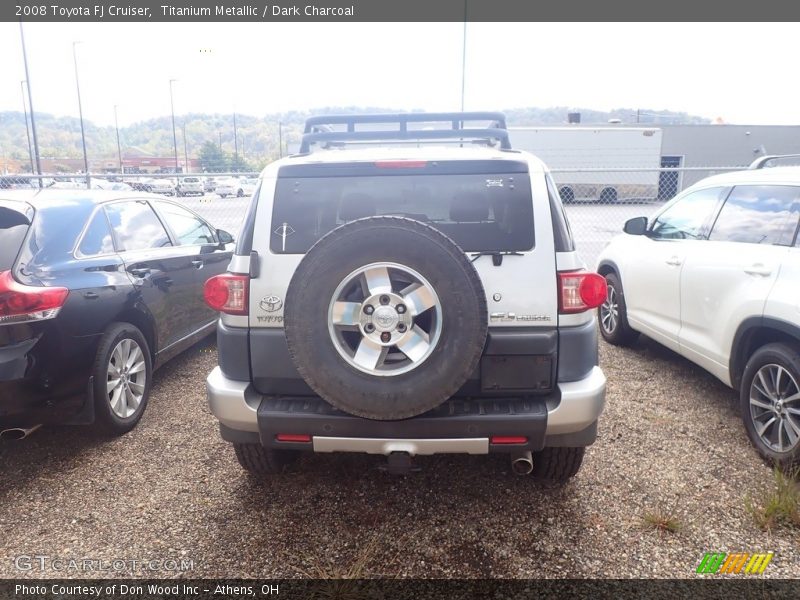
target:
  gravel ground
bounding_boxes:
[1,333,798,579]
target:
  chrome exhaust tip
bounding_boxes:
[0,424,42,440]
[511,450,534,476]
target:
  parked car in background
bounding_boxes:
[597,163,800,466]
[177,177,204,197]
[214,178,241,198]
[0,190,235,438]
[144,178,176,196]
[47,177,87,190]
[239,177,258,197]
[90,178,133,192]
[203,177,217,193]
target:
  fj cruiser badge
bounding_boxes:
[260,295,283,312]
[490,312,551,322]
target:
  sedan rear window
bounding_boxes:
[270,162,534,254]
[0,201,32,271]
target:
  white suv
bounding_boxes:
[597,163,800,466]
[204,112,608,481]
[177,177,204,197]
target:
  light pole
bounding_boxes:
[460,1,467,112]
[114,105,123,174]
[232,111,239,171]
[72,41,89,186]
[169,79,179,173]
[278,122,283,158]
[182,121,189,173]
[21,81,34,174]
[19,23,42,186]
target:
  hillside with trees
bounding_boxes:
[0,106,710,171]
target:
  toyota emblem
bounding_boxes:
[260,295,283,312]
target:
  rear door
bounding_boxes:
[679,185,800,382]
[250,159,553,330]
[104,199,197,351]
[623,186,726,351]
[152,200,233,326]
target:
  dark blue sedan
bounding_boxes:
[0,190,234,437]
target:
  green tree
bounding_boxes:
[230,154,254,173]
[198,140,229,172]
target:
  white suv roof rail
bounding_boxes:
[748,154,800,169]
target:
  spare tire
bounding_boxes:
[284,216,487,420]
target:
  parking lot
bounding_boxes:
[1,331,797,578]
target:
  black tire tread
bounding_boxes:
[284,216,487,420]
[740,342,800,467]
[532,447,585,483]
[92,322,151,436]
[233,443,297,475]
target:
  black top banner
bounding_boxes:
[5,0,800,22]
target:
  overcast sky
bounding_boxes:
[1,22,798,126]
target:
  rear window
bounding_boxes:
[269,162,534,254]
[183,178,200,183]
[0,201,32,271]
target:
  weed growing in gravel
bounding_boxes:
[746,466,800,531]
[642,508,683,534]
[286,535,390,579]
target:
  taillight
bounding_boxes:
[0,270,69,325]
[204,274,249,315]
[558,271,607,314]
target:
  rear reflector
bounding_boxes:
[374,160,427,169]
[276,434,312,443]
[203,273,249,315]
[0,270,69,325]
[490,436,528,445]
[558,271,607,314]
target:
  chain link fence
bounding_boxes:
[549,166,745,265]
[1,165,752,266]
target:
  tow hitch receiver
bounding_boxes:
[380,451,420,475]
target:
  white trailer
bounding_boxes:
[509,127,663,202]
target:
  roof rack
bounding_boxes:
[299,112,510,153]
[748,154,800,169]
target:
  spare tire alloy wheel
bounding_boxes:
[329,262,442,376]
[284,217,487,420]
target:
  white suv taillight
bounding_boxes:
[0,270,69,325]
[558,270,607,314]
[204,274,249,315]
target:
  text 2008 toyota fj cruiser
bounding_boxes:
[204,113,607,481]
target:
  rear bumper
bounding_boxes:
[0,325,99,427]
[206,365,606,453]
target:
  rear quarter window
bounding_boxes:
[78,209,115,256]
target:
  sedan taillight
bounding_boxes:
[558,271,607,314]
[0,270,69,325]
[204,274,249,315]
